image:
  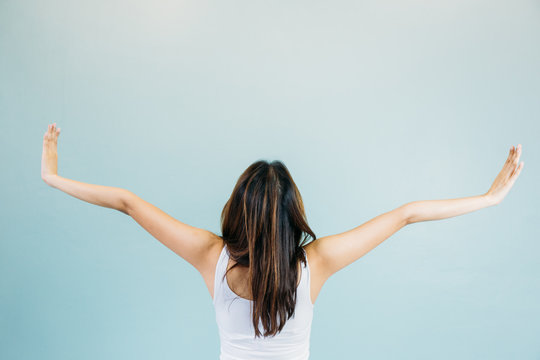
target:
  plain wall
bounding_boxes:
[1,0,539,359]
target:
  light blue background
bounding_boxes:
[1,0,539,359]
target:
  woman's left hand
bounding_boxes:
[41,123,61,183]
[485,144,524,205]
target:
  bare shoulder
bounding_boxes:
[302,238,332,305]
[204,234,225,274]
[303,204,409,294]
[303,238,330,278]
[198,233,225,300]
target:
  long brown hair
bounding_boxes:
[220,160,316,338]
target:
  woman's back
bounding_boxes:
[213,243,314,360]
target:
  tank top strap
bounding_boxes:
[300,247,312,302]
[213,244,229,306]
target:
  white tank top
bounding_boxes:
[213,244,314,360]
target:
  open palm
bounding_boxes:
[486,144,524,205]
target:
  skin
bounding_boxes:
[41,123,524,305]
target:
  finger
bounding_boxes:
[509,163,523,185]
[504,146,515,169]
[517,161,524,176]
[512,145,518,158]
[509,144,521,163]
[510,161,523,178]
[506,146,514,163]
[513,146,521,164]
[517,161,524,173]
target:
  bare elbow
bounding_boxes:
[120,189,135,216]
[401,202,414,226]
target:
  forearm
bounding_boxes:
[404,193,497,224]
[44,174,130,214]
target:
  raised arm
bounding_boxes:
[41,123,220,274]
[41,123,133,214]
[407,144,523,224]
[310,144,524,283]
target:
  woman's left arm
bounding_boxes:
[44,175,130,214]
[41,123,220,273]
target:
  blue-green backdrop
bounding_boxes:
[1,0,539,359]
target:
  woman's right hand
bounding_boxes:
[485,144,524,205]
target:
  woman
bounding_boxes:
[41,123,524,359]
